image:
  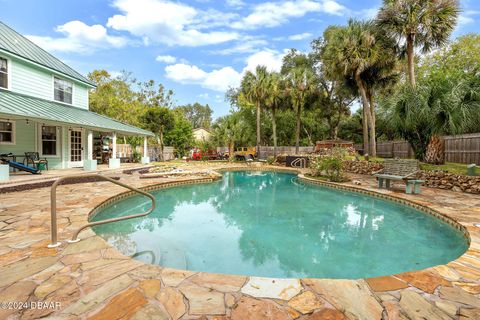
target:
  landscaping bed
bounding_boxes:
[343,160,480,194]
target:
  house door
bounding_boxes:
[69,129,84,167]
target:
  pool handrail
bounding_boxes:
[48,174,156,248]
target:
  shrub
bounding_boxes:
[267,156,275,165]
[310,147,348,182]
[132,150,141,163]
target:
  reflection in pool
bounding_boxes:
[92,171,468,279]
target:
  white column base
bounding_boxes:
[84,159,97,171]
[109,158,121,169]
[141,156,150,164]
[0,164,9,182]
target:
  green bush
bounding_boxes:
[267,156,275,165]
[310,147,348,182]
[132,150,141,163]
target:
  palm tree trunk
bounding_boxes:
[367,90,377,157]
[355,73,374,157]
[256,102,261,152]
[362,105,370,156]
[228,141,234,162]
[407,34,416,88]
[425,135,445,164]
[272,106,277,158]
[295,104,301,154]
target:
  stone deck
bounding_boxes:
[0,163,479,320]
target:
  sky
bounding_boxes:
[1,0,479,118]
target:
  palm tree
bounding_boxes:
[239,66,270,153]
[212,113,244,161]
[385,77,480,163]
[281,50,316,154]
[362,30,401,153]
[377,0,460,88]
[264,72,284,158]
[321,20,386,157]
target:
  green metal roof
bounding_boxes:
[0,90,153,136]
[0,21,95,87]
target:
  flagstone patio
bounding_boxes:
[0,163,479,319]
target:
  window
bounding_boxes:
[0,120,14,144]
[0,57,8,89]
[41,126,58,156]
[54,77,72,104]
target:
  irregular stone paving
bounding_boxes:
[0,162,479,319]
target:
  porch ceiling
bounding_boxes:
[0,90,154,137]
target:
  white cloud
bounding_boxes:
[356,7,379,20]
[288,32,313,41]
[458,15,474,25]
[164,49,286,92]
[198,93,210,99]
[232,0,346,30]
[26,20,127,54]
[156,55,177,63]
[243,49,286,73]
[165,63,242,91]
[322,0,345,15]
[212,38,269,55]
[107,0,239,47]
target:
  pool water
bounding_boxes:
[92,171,468,279]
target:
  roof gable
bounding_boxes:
[0,21,95,87]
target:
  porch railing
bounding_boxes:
[48,174,156,248]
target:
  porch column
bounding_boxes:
[141,136,150,164]
[109,132,120,169]
[84,130,97,171]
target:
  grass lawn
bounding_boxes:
[419,162,470,175]
[347,156,470,175]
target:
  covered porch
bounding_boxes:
[0,162,151,189]
[0,90,154,182]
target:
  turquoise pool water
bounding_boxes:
[92,171,468,279]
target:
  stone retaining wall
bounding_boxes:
[342,160,480,194]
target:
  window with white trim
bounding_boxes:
[0,120,14,144]
[0,57,8,89]
[41,126,58,156]
[54,77,72,104]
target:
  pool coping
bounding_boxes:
[1,164,480,319]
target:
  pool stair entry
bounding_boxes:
[48,173,156,248]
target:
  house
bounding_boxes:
[192,128,211,142]
[0,21,153,179]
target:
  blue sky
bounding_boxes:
[1,0,479,118]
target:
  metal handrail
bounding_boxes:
[48,174,156,248]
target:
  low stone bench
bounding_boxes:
[374,159,420,194]
[406,179,425,194]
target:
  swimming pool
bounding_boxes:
[92,171,468,279]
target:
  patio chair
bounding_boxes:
[24,152,49,170]
[373,159,424,194]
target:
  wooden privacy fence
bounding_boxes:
[258,146,315,159]
[353,133,480,164]
[116,144,175,161]
[376,140,414,159]
[444,133,480,164]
